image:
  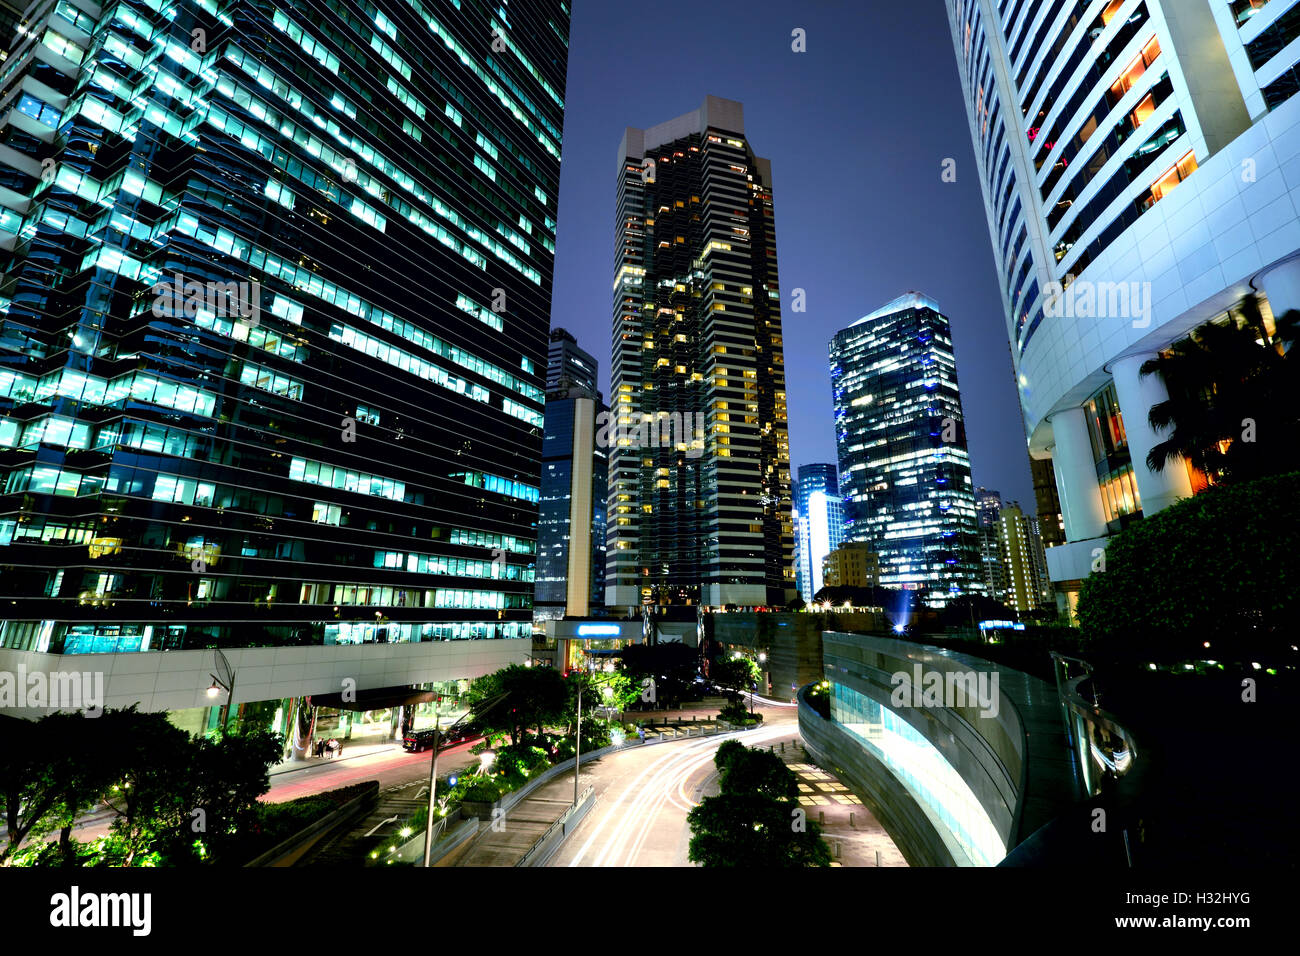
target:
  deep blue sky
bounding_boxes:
[549,0,1035,509]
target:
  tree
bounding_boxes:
[688,742,829,867]
[98,708,194,865]
[714,739,747,777]
[563,668,636,723]
[711,655,761,697]
[177,728,283,864]
[468,665,566,745]
[718,747,799,802]
[0,716,59,865]
[687,793,831,867]
[620,642,699,705]
[1142,297,1299,486]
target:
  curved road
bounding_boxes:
[553,706,798,867]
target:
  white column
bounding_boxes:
[1047,407,1108,542]
[1256,256,1300,323]
[1110,353,1193,516]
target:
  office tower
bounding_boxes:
[793,463,845,601]
[607,95,793,612]
[830,292,983,606]
[547,326,599,395]
[975,486,1007,600]
[535,329,606,622]
[0,0,568,724]
[821,542,881,590]
[946,0,1300,614]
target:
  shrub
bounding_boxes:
[1076,472,1300,663]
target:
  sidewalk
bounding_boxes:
[454,769,591,867]
[765,734,908,867]
[270,739,400,775]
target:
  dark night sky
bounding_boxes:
[549,0,1036,509]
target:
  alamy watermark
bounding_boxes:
[0,666,104,715]
[890,664,999,718]
[595,410,705,459]
[1043,275,1151,328]
[151,273,261,326]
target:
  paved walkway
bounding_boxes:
[454,772,586,867]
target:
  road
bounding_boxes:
[552,705,798,867]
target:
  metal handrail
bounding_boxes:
[516,784,594,867]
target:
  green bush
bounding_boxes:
[718,701,753,724]
[1077,472,1300,663]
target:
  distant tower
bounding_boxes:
[794,464,845,601]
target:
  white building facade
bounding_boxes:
[946,0,1300,611]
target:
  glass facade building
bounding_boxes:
[830,293,982,606]
[0,0,569,657]
[793,462,844,601]
[535,328,606,621]
[607,95,793,611]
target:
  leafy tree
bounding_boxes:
[30,712,121,865]
[98,708,194,865]
[687,793,830,867]
[1142,298,1299,486]
[714,739,746,776]
[467,665,566,745]
[711,656,761,696]
[564,668,636,721]
[719,747,797,801]
[175,728,283,864]
[620,642,699,705]
[0,716,59,865]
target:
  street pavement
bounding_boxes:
[549,703,906,867]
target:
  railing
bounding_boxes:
[516,785,594,868]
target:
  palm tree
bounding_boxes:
[1141,294,1299,485]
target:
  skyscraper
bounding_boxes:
[830,293,982,606]
[793,463,845,601]
[946,0,1300,614]
[607,95,793,612]
[535,329,606,622]
[0,0,568,723]
[547,326,599,395]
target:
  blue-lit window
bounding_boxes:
[17,93,61,127]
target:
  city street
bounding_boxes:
[553,705,795,867]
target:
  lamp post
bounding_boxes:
[421,695,442,867]
[206,648,236,732]
[573,660,617,808]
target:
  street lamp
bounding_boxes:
[207,648,236,732]
[421,695,442,867]
[573,659,619,808]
